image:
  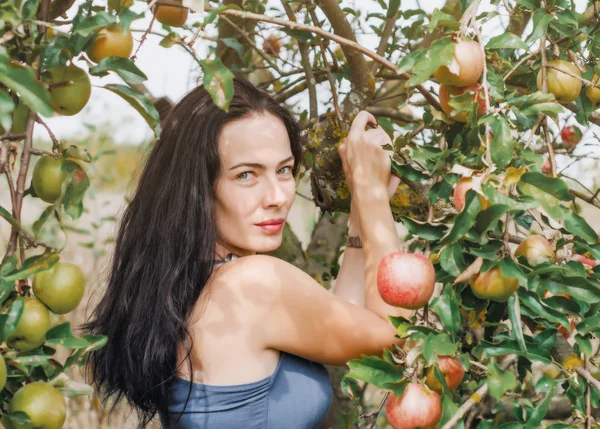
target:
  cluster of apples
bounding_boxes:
[39,0,188,118]
[0,261,85,428]
[375,180,592,427]
[376,253,461,428]
[433,39,486,123]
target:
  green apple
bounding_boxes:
[44,65,91,116]
[8,382,66,429]
[33,262,85,315]
[31,156,68,204]
[6,298,51,352]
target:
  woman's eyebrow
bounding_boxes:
[229,156,294,171]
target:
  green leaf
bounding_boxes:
[431,285,461,339]
[199,58,234,111]
[439,243,466,276]
[575,314,600,335]
[479,339,552,363]
[62,160,90,220]
[487,359,518,401]
[574,334,593,358]
[72,12,117,37]
[422,333,458,366]
[542,278,600,304]
[89,57,148,84]
[45,322,89,348]
[64,334,107,367]
[1,249,59,282]
[391,162,430,181]
[475,204,511,235]
[1,298,24,342]
[499,258,527,286]
[406,37,455,87]
[518,289,570,330]
[340,374,362,402]
[525,10,554,44]
[21,0,40,20]
[486,33,529,50]
[523,383,556,429]
[479,115,514,169]
[103,84,160,137]
[387,0,400,18]
[346,355,406,396]
[507,294,527,353]
[399,216,447,240]
[57,380,95,398]
[441,190,482,244]
[428,9,460,30]
[519,172,573,201]
[0,55,53,117]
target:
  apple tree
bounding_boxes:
[1,0,600,428]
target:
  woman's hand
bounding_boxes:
[338,111,400,200]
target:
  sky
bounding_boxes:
[34,0,599,186]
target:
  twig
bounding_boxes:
[525,115,546,148]
[131,13,156,61]
[198,3,441,110]
[365,106,421,123]
[369,9,399,76]
[280,1,318,119]
[220,15,279,71]
[0,31,15,45]
[34,115,59,149]
[576,366,600,392]
[539,30,557,178]
[442,355,518,429]
[488,231,524,244]
[308,9,342,123]
[363,391,390,429]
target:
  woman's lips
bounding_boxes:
[257,222,284,233]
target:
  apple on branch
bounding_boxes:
[385,383,442,429]
[377,252,436,309]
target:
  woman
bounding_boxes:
[82,76,410,428]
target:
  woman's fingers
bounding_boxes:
[347,111,377,145]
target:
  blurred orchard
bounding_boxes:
[3,0,600,428]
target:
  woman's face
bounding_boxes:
[214,112,296,258]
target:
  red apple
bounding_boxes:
[386,383,442,429]
[514,235,556,266]
[377,253,436,309]
[433,39,484,87]
[425,355,465,393]
[439,83,487,122]
[453,176,490,212]
[561,125,582,148]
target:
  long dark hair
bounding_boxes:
[80,76,304,428]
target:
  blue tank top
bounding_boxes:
[159,255,333,428]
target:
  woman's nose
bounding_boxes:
[264,176,287,207]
